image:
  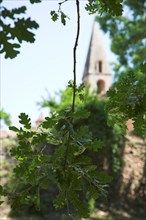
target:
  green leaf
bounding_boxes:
[19,113,31,129]
[1,6,39,59]
[75,156,92,165]
[50,11,59,22]
[88,185,99,199]
[68,80,74,88]
[30,0,41,3]
[0,109,11,126]
[88,139,103,151]
[97,171,113,184]
[0,185,7,196]
[41,116,56,129]
[11,6,26,15]
[84,165,97,172]
[77,83,85,93]
[68,189,90,218]
[73,146,86,156]
[53,191,65,209]
[1,41,20,59]
[61,12,67,25]
[79,93,85,101]
[9,126,19,132]
[53,145,65,163]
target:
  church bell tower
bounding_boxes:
[82,21,112,95]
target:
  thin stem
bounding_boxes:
[63,0,80,176]
[62,1,80,217]
[72,0,80,113]
[58,0,69,12]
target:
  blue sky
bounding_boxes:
[1,0,116,127]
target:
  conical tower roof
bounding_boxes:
[82,20,112,94]
[82,21,111,79]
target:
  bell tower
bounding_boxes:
[82,21,112,95]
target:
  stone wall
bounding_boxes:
[118,134,146,200]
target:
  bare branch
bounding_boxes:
[72,0,80,112]
[58,0,69,12]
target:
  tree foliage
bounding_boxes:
[85,0,123,16]
[0,0,39,58]
[0,109,11,127]
[106,64,146,136]
[97,0,146,135]
[8,89,113,218]
[97,0,146,70]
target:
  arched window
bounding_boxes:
[99,61,102,72]
[95,60,102,73]
[97,80,105,94]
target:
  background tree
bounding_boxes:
[96,0,146,136]
[97,0,146,73]
[0,109,11,127]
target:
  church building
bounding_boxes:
[82,21,112,95]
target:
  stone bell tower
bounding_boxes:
[82,21,112,95]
